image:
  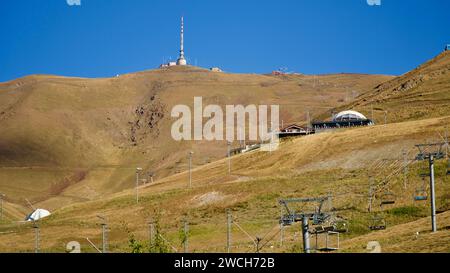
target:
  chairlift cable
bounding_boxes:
[157,233,179,253]
[233,221,258,247]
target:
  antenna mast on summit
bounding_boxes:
[177,16,187,65]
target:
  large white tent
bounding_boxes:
[25,209,51,221]
[333,110,368,122]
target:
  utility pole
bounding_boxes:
[238,127,244,149]
[33,222,40,253]
[136,167,142,204]
[371,104,374,122]
[148,219,155,248]
[183,220,189,253]
[227,142,231,175]
[279,205,284,247]
[189,151,194,188]
[368,176,374,213]
[446,128,450,175]
[102,222,108,253]
[98,215,108,253]
[445,127,449,159]
[306,110,311,129]
[429,155,437,232]
[226,210,232,253]
[403,150,408,190]
[0,193,5,222]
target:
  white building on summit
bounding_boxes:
[160,16,187,68]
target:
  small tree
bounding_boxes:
[128,233,145,253]
[148,213,171,253]
[121,221,145,254]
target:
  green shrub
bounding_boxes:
[387,206,423,217]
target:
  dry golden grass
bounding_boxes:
[0,65,391,213]
[0,115,448,253]
[0,53,449,253]
[332,51,450,124]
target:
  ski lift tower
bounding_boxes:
[279,196,333,253]
[415,142,445,232]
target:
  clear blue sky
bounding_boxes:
[0,0,449,82]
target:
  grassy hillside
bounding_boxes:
[0,52,449,253]
[327,51,450,124]
[0,67,391,212]
[0,115,448,253]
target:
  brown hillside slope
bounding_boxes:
[329,51,450,123]
[0,67,391,210]
[0,115,448,253]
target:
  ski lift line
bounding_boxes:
[373,160,391,172]
[387,159,403,169]
[376,156,416,181]
[372,158,417,194]
[369,159,414,197]
[258,228,282,252]
[368,159,384,171]
[233,221,258,247]
[232,220,285,251]
[156,233,179,253]
[372,159,403,178]
[382,164,405,182]
[86,238,102,253]
[258,224,281,243]
[372,160,402,182]
[370,147,416,173]
[25,198,36,211]
[436,131,450,154]
[371,158,400,174]
[369,157,393,170]
[384,159,416,182]
[368,158,387,172]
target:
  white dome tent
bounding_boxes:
[312,110,373,131]
[25,208,51,222]
[333,110,368,122]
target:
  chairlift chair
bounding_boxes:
[369,215,386,231]
[311,225,326,234]
[314,231,339,252]
[419,162,429,177]
[331,220,349,233]
[414,189,428,201]
[380,191,396,206]
[414,177,428,201]
[280,215,294,226]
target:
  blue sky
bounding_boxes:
[0,0,449,82]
